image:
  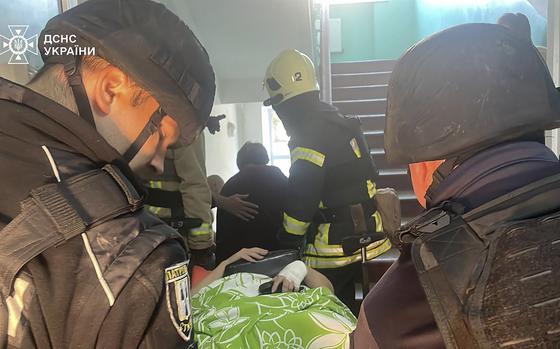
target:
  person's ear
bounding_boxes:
[87,66,128,116]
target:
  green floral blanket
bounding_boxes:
[192,273,356,349]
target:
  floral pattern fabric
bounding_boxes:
[192,273,356,349]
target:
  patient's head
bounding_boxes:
[497,12,531,42]
[236,142,270,170]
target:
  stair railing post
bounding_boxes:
[320,1,332,104]
[548,0,560,157]
[60,0,78,12]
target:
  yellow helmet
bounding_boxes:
[263,49,320,107]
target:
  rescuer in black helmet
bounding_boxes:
[353,21,560,348]
[0,0,215,347]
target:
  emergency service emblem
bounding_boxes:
[0,25,38,64]
[165,261,193,342]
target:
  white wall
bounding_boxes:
[236,102,264,144]
[204,104,240,182]
[204,102,265,182]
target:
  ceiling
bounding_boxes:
[160,0,315,104]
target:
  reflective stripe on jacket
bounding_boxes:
[281,103,391,269]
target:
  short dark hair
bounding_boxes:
[236,142,269,170]
[497,13,531,42]
[28,55,150,108]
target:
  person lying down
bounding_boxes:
[191,248,357,349]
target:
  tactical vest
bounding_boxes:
[0,164,186,347]
[397,174,560,348]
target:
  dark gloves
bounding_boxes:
[206,114,226,134]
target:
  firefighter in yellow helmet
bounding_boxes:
[264,49,394,314]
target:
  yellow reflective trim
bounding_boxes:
[290,147,325,167]
[318,201,326,209]
[306,235,387,257]
[283,213,310,236]
[190,223,213,236]
[304,239,392,268]
[147,205,162,215]
[367,180,377,198]
[316,223,330,245]
[350,138,362,158]
[7,276,30,338]
[307,221,387,257]
[373,210,383,232]
[149,180,163,189]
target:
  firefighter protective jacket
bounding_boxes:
[146,134,214,251]
[279,101,391,269]
[0,78,195,348]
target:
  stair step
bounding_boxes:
[371,152,390,169]
[334,98,387,115]
[364,130,384,149]
[376,173,412,193]
[359,114,385,130]
[329,59,420,223]
[333,84,388,101]
[332,71,392,87]
[363,130,383,135]
[332,60,396,74]
[379,169,408,176]
[398,191,417,201]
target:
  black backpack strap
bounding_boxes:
[0,164,142,296]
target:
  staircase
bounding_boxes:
[331,60,423,223]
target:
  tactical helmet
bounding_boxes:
[385,23,560,165]
[39,0,216,159]
[263,49,319,107]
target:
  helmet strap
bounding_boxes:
[63,55,96,127]
[122,108,166,163]
[61,56,165,165]
[425,158,457,207]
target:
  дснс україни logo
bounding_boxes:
[0,25,38,64]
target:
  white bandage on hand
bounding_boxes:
[278,260,308,289]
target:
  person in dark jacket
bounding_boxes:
[0,0,215,347]
[215,142,288,263]
[263,49,392,314]
[353,21,560,349]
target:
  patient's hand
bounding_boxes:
[271,275,296,293]
[225,247,268,265]
[193,248,268,296]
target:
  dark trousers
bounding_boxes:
[319,262,361,316]
[353,249,445,348]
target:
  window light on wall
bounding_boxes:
[316,0,388,4]
[422,0,517,5]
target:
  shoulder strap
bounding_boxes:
[0,164,142,296]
